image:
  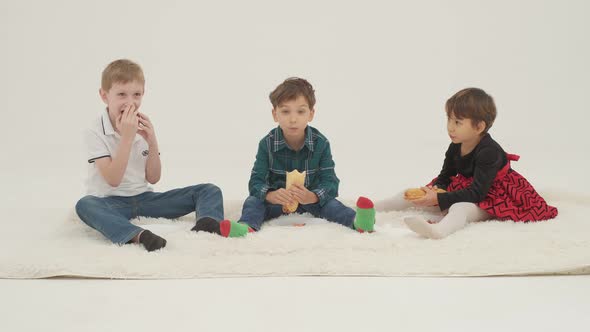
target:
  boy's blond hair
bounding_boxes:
[101,59,145,91]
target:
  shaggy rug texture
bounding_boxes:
[1,194,588,279]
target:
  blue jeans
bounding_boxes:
[239,196,355,231]
[75,184,224,244]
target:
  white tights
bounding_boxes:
[376,191,491,239]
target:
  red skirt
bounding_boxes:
[435,154,558,222]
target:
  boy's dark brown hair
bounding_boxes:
[269,77,316,109]
[446,87,496,135]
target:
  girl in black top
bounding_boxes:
[377,88,558,239]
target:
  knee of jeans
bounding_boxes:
[200,183,222,195]
[322,199,341,209]
[319,199,341,214]
[244,195,264,206]
[75,195,98,215]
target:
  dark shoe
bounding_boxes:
[139,230,167,252]
[191,217,221,235]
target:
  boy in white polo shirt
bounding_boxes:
[75,59,224,251]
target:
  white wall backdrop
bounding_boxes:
[1,0,588,211]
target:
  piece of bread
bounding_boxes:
[404,187,446,200]
[282,170,306,213]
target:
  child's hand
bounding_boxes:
[412,187,439,207]
[288,183,319,205]
[137,112,157,145]
[266,189,296,206]
[116,104,139,140]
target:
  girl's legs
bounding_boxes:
[404,202,491,239]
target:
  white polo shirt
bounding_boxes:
[84,111,152,197]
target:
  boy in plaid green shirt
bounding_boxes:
[217,78,376,237]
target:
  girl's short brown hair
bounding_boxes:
[446,87,496,134]
[269,77,316,108]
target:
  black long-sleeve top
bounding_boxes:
[434,134,507,211]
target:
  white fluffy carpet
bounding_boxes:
[2,194,589,279]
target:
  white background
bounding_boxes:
[1,2,589,331]
[2,0,588,210]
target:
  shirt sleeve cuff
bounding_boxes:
[312,188,328,206]
[88,155,110,163]
[256,185,270,201]
[437,192,451,211]
[433,180,448,190]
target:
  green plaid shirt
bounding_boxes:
[248,126,340,206]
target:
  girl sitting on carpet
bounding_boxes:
[377,87,558,239]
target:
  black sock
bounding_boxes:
[139,230,167,252]
[191,217,221,235]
